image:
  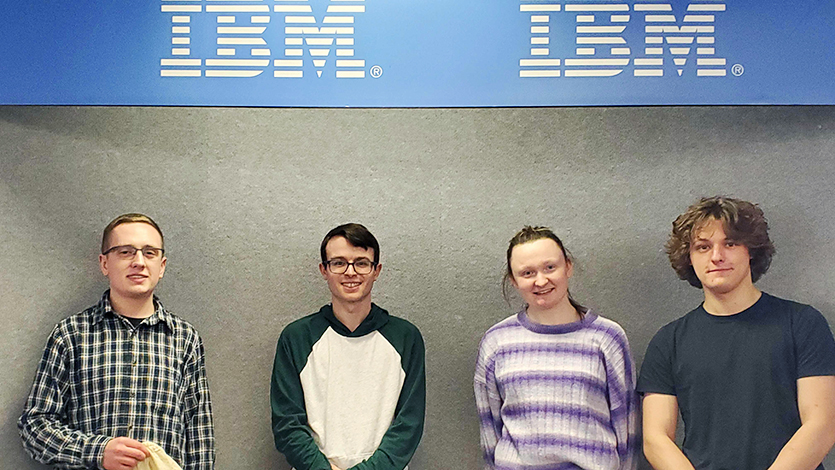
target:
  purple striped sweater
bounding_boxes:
[474,309,638,470]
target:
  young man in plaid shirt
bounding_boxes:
[19,213,215,470]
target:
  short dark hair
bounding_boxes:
[502,226,586,313]
[320,223,380,265]
[101,213,164,253]
[666,196,775,288]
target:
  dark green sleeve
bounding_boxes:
[350,321,426,470]
[271,324,332,470]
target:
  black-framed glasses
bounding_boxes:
[325,258,376,275]
[102,245,165,261]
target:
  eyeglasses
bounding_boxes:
[102,245,165,261]
[325,258,376,275]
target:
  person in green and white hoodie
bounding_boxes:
[271,223,426,470]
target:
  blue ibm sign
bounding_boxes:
[0,0,832,106]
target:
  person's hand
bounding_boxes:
[102,437,151,470]
[330,464,342,470]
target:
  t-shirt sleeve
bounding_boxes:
[794,306,835,378]
[636,324,677,396]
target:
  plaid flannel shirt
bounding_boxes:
[19,291,215,470]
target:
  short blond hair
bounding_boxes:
[101,213,164,253]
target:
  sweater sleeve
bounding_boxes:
[473,333,501,470]
[601,325,639,470]
[18,326,111,469]
[349,326,426,470]
[271,330,332,470]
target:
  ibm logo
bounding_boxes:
[158,0,733,81]
[519,1,730,78]
[160,0,369,78]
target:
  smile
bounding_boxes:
[533,288,554,295]
[342,282,361,288]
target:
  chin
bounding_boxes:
[705,284,737,295]
[125,288,153,297]
[531,300,555,310]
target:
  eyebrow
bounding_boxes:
[693,234,735,243]
[516,259,561,268]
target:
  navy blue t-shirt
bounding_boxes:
[637,292,835,470]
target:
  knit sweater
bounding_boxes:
[474,309,638,470]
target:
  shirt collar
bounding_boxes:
[320,303,389,337]
[93,290,175,330]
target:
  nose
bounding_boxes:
[710,245,725,262]
[130,251,147,266]
[344,263,357,275]
[534,272,548,285]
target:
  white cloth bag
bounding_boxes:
[132,441,183,470]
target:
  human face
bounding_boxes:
[509,238,573,314]
[689,218,753,296]
[99,222,166,301]
[319,236,381,308]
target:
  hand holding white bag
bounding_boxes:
[131,442,183,470]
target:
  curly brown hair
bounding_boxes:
[666,196,775,288]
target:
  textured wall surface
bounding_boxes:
[1,106,834,470]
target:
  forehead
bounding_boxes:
[692,218,729,240]
[510,238,564,266]
[108,222,163,245]
[325,236,375,260]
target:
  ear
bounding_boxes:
[508,273,518,288]
[99,253,109,276]
[158,256,167,279]
[319,263,328,279]
[566,259,574,279]
[370,263,382,280]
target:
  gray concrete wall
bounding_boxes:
[2,106,834,469]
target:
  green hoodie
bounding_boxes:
[271,304,425,470]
